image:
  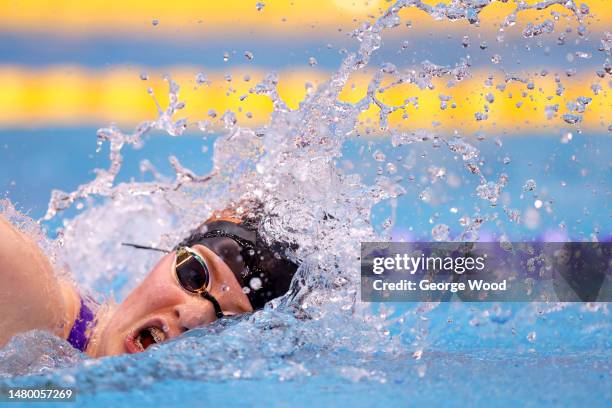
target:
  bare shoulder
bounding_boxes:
[0,214,70,347]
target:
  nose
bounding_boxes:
[173,301,216,331]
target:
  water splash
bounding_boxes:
[1,0,608,392]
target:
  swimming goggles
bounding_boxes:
[174,246,226,319]
[123,219,298,311]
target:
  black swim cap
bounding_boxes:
[176,220,298,310]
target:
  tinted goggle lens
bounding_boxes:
[175,247,210,292]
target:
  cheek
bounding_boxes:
[175,302,217,329]
[109,266,186,333]
[128,258,185,304]
[122,277,185,317]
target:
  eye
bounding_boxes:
[176,249,210,292]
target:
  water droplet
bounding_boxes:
[545,104,559,120]
[381,62,396,74]
[461,35,470,48]
[560,132,573,144]
[197,120,210,132]
[214,107,231,125]
[576,96,592,108]
[244,51,254,60]
[491,54,501,64]
[575,51,591,59]
[152,19,159,26]
[373,150,386,162]
[527,331,536,343]
[505,208,521,223]
[139,72,148,81]
[223,51,230,62]
[419,188,432,203]
[476,181,501,204]
[498,173,508,187]
[475,112,488,121]
[195,72,209,87]
[502,156,511,164]
[522,179,536,192]
[255,2,265,11]
[308,57,318,66]
[522,20,554,38]
[439,94,451,110]
[580,3,590,15]
[249,277,262,290]
[534,199,543,209]
[431,224,450,241]
[562,113,582,125]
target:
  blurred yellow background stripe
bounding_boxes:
[0,65,607,132]
[0,0,609,36]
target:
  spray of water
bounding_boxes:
[1,0,608,389]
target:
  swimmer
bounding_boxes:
[0,205,298,356]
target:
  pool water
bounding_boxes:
[1,128,610,239]
[0,130,610,407]
[59,351,612,407]
[1,0,611,406]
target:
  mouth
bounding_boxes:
[125,319,169,354]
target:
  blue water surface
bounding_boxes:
[0,128,610,407]
[1,127,609,239]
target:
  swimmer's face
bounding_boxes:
[94,245,253,356]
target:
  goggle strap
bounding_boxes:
[200,291,225,319]
[121,242,171,253]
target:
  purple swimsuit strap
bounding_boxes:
[67,298,96,352]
